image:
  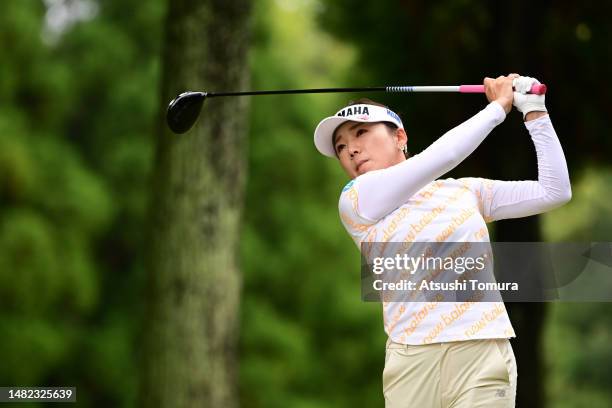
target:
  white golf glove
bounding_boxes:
[512,76,547,119]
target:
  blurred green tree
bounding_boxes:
[0,0,163,405]
[543,168,612,408]
[238,0,385,406]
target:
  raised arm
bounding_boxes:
[466,113,571,222]
[354,102,505,221]
[348,76,514,221]
[465,76,571,221]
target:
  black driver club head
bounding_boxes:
[166,91,207,134]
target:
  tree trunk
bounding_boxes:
[486,1,550,405]
[496,217,547,408]
[140,0,251,407]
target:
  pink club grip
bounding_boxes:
[529,84,547,95]
[459,85,486,93]
[459,84,547,95]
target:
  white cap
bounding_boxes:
[314,104,404,157]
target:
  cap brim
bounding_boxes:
[314,104,404,158]
[314,116,351,158]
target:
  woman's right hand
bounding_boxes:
[484,74,518,114]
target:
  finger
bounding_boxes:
[514,76,534,93]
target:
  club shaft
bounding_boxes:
[207,87,387,97]
[387,86,460,92]
[206,84,546,97]
[207,86,453,97]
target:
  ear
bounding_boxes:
[396,128,408,146]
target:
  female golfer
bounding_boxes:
[313,74,571,407]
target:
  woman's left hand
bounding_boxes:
[484,74,519,114]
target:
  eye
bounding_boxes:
[335,144,346,153]
[356,128,367,136]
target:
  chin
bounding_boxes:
[357,163,376,175]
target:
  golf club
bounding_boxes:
[166,83,547,134]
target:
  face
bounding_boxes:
[333,121,407,178]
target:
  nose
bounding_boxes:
[347,141,360,157]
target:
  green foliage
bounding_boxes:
[0,0,160,405]
[543,167,612,242]
[240,1,384,406]
[542,169,612,407]
[0,316,74,384]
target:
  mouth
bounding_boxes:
[356,159,369,172]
